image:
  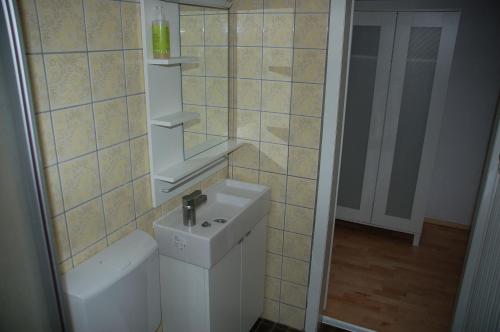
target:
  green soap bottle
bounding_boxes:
[152,5,170,59]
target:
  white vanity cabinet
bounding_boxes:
[160,217,267,332]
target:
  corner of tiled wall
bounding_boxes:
[227,0,330,329]
[17,0,229,275]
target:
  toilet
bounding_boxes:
[63,230,161,332]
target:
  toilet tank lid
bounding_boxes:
[62,230,158,300]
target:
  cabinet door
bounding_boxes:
[209,243,241,332]
[372,12,459,234]
[336,12,396,224]
[241,217,267,332]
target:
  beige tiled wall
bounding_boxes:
[180,5,230,151]
[18,0,228,274]
[228,0,330,329]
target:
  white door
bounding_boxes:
[336,12,396,224]
[372,12,459,237]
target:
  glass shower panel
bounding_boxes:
[338,26,381,209]
[385,27,441,218]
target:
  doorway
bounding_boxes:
[323,9,471,331]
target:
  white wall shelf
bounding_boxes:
[151,111,199,128]
[155,139,243,183]
[148,57,198,66]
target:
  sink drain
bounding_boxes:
[213,218,227,224]
[201,221,211,227]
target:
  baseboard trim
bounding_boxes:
[321,315,376,332]
[424,217,470,230]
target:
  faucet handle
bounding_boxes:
[182,190,202,203]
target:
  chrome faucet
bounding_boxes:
[182,190,207,226]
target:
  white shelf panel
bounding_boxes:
[155,139,243,183]
[148,57,198,66]
[151,111,199,128]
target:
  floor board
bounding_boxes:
[323,221,469,332]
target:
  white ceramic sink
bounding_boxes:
[154,180,271,269]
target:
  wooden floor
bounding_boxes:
[323,221,469,332]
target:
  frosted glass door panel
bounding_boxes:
[336,12,396,223]
[385,27,441,218]
[373,12,459,234]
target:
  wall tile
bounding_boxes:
[180,16,204,46]
[102,183,135,233]
[127,94,147,138]
[85,0,122,51]
[263,299,280,321]
[52,214,70,262]
[108,222,136,245]
[44,165,64,216]
[261,112,289,144]
[182,76,206,105]
[266,252,282,278]
[283,231,311,261]
[295,0,330,13]
[52,104,96,162]
[234,47,262,79]
[262,47,293,81]
[180,5,204,15]
[66,198,105,253]
[289,115,321,148]
[259,171,286,202]
[98,142,131,192]
[263,0,295,13]
[37,0,86,52]
[207,107,229,136]
[293,49,326,83]
[291,82,324,117]
[26,55,49,113]
[280,281,307,308]
[44,53,91,109]
[205,14,229,46]
[205,47,229,77]
[181,47,205,76]
[234,79,261,110]
[267,227,283,254]
[279,303,305,330]
[260,142,288,174]
[59,153,101,209]
[288,146,319,179]
[137,207,162,237]
[282,257,309,286]
[263,14,294,47]
[262,81,291,114]
[285,204,314,236]
[265,276,281,301]
[124,50,145,95]
[234,14,263,46]
[133,175,152,217]
[231,140,260,169]
[268,202,285,229]
[206,77,228,107]
[130,135,150,179]
[36,112,57,166]
[235,109,260,140]
[294,14,329,49]
[18,0,41,53]
[94,98,129,148]
[121,2,142,49]
[184,104,206,133]
[286,176,317,208]
[72,238,107,267]
[232,166,259,183]
[231,0,263,13]
[89,51,126,101]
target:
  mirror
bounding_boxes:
[179,5,229,159]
